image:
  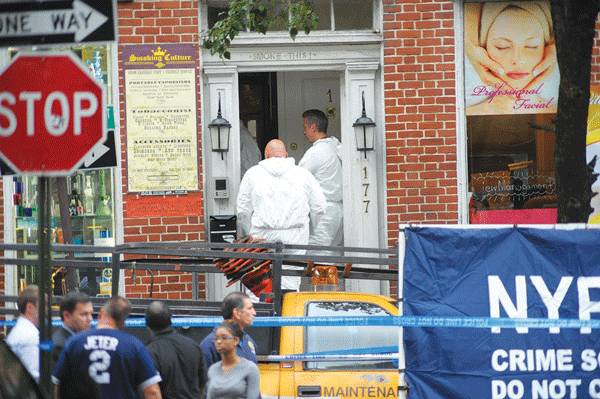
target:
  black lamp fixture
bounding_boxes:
[208,93,231,160]
[353,92,376,159]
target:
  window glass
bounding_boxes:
[7,44,117,296]
[464,1,558,223]
[311,0,332,31]
[207,0,375,32]
[207,6,228,29]
[304,301,398,370]
[588,86,600,223]
[14,171,116,296]
[334,0,373,30]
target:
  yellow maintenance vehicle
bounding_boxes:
[259,290,400,399]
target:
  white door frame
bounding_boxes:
[201,43,387,297]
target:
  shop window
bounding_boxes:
[334,0,373,30]
[206,0,374,31]
[13,171,116,296]
[464,1,558,224]
[311,0,332,31]
[207,5,228,29]
[6,44,117,296]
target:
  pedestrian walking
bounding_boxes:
[52,291,94,363]
[205,321,260,399]
[6,285,40,382]
[145,301,207,399]
[52,296,162,399]
[200,292,258,371]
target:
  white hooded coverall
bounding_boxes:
[240,123,261,177]
[299,136,343,255]
[237,156,326,291]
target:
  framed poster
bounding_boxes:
[465,2,559,222]
[464,1,559,116]
[123,44,199,192]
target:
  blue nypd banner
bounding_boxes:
[403,226,600,399]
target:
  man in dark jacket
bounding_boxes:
[51,290,93,363]
[145,301,207,399]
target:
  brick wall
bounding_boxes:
[117,0,206,299]
[594,18,600,83]
[383,0,459,247]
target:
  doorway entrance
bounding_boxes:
[277,71,341,162]
[239,72,278,157]
[238,71,341,163]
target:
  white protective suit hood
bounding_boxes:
[257,156,295,177]
[240,122,261,177]
[237,156,325,234]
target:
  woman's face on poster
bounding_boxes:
[486,7,545,89]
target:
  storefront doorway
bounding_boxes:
[203,41,384,297]
[238,71,341,163]
[239,72,278,156]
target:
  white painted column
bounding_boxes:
[203,66,243,300]
[342,62,382,294]
[203,66,241,216]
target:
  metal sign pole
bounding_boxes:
[37,176,52,397]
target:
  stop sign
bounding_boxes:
[0,52,106,175]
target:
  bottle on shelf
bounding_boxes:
[96,170,111,216]
[84,175,94,215]
[69,189,82,216]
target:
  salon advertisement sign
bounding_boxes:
[404,227,600,399]
[464,1,559,115]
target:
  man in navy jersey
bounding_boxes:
[52,296,162,399]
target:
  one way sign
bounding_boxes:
[0,0,116,47]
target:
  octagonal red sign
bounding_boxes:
[0,52,106,175]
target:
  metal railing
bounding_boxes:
[0,240,399,317]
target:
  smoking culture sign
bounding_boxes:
[403,227,600,399]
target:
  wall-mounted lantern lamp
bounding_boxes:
[352,92,376,159]
[209,93,231,160]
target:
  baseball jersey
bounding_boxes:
[52,328,161,399]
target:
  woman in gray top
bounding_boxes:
[206,320,261,399]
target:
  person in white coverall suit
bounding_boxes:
[299,109,343,256]
[237,139,326,292]
[240,121,261,178]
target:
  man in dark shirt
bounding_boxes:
[145,301,207,399]
[199,291,258,370]
[51,291,93,363]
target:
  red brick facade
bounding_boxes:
[117,0,204,299]
[0,1,599,300]
[383,0,459,248]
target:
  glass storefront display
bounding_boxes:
[13,170,116,295]
[464,1,558,224]
[6,43,117,296]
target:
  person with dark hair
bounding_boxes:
[53,296,162,399]
[52,291,93,363]
[299,109,343,256]
[145,301,207,399]
[6,285,39,381]
[200,292,258,372]
[205,321,260,399]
